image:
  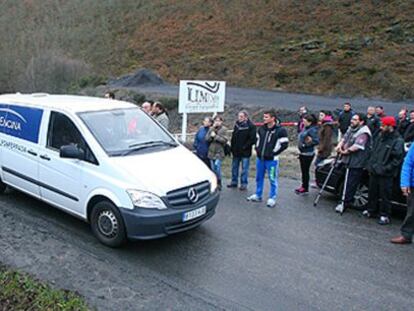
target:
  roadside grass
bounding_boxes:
[221,147,301,181]
[0,265,90,311]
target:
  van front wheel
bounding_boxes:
[0,179,7,194]
[90,201,127,247]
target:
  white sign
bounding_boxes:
[179,80,226,113]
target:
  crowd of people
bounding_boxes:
[109,91,413,245]
[140,100,170,130]
[104,92,171,131]
[191,103,414,245]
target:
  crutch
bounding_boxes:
[336,167,350,215]
[313,155,340,207]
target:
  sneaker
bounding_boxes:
[227,183,238,188]
[390,236,412,244]
[335,203,345,213]
[266,198,276,208]
[246,194,262,202]
[310,181,318,189]
[362,210,372,218]
[378,216,390,225]
[295,187,309,195]
[239,185,247,191]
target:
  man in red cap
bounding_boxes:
[362,116,404,224]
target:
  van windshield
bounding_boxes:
[78,108,177,156]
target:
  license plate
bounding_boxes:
[183,206,206,222]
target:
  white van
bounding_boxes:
[0,93,219,247]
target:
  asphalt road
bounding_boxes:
[0,178,413,311]
[125,84,413,115]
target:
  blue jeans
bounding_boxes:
[231,157,250,186]
[210,159,223,181]
[255,159,279,199]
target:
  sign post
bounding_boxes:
[181,112,188,142]
[178,80,226,142]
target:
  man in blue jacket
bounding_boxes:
[193,117,213,168]
[247,109,289,208]
[391,143,414,244]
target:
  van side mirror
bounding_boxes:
[60,144,85,160]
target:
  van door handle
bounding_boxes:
[40,154,51,161]
[27,150,37,156]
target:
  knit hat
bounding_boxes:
[381,116,396,127]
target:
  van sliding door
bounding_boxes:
[0,103,42,197]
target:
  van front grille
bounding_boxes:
[165,181,210,208]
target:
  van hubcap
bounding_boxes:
[97,210,118,238]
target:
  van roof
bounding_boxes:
[0,93,136,113]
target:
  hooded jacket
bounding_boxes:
[341,125,372,168]
[230,119,256,158]
[206,125,228,161]
[255,124,289,161]
[367,130,404,177]
[338,109,355,134]
[297,125,319,155]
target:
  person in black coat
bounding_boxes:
[295,114,319,195]
[397,109,410,137]
[228,111,256,190]
[247,110,289,208]
[366,106,381,137]
[403,110,414,143]
[363,116,404,225]
[338,102,355,139]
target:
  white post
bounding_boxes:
[181,112,188,142]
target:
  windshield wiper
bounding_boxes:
[128,140,177,149]
[121,140,178,156]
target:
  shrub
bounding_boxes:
[17,50,90,94]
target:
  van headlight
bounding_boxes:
[126,190,167,210]
[210,176,218,193]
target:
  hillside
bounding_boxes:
[0,0,413,100]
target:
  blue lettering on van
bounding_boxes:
[0,104,43,143]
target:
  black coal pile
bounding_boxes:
[109,69,164,87]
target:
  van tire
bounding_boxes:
[0,179,7,194]
[90,201,127,248]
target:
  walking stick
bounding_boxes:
[313,155,340,207]
[336,166,350,215]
